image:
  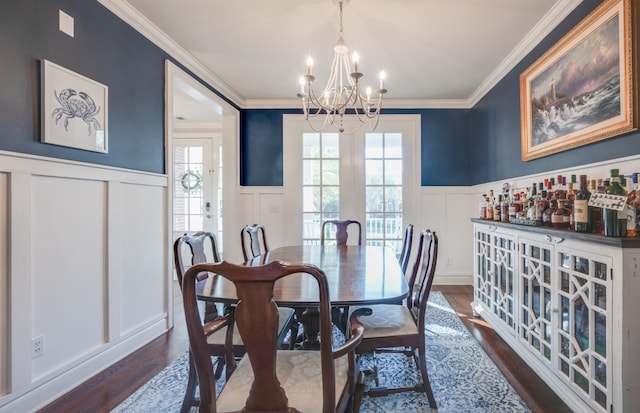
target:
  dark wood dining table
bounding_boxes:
[196,244,409,348]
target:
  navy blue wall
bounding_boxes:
[240,108,472,186]
[471,0,640,184]
[0,0,168,173]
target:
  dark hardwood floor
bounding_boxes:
[38,284,571,413]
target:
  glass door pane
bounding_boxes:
[365,132,403,253]
[302,132,340,244]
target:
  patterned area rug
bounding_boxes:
[112,292,529,412]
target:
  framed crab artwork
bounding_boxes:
[41,59,108,153]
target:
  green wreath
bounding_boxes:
[180,169,202,194]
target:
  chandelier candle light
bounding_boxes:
[297,0,387,133]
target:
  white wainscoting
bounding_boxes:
[0,151,168,413]
[237,184,477,285]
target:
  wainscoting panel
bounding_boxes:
[0,151,168,413]
[117,182,167,337]
[30,176,108,381]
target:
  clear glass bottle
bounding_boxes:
[603,169,627,237]
[573,174,591,233]
[479,193,488,219]
[485,194,494,220]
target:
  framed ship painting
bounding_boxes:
[520,0,637,161]
[41,59,108,153]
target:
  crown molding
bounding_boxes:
[245,98,472,110]
[467,0,583,107]
[98,0,246,108]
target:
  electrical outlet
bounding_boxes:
[32,336,45,359]
[446,257,452,266]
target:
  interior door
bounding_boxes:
[172,137,221,252]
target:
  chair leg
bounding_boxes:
[352,371,365,413]
[181,352,199,413]
[417,347,437,410]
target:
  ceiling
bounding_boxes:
[119,0,581,111]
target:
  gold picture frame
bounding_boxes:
[520,0,637,161]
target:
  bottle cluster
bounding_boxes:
[478,169,640,237]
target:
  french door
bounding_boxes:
[172,136,223,254]
[284,115,420,253]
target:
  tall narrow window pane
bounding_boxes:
[365,132,403,254]
[302,132,340,244]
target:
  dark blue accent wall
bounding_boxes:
[470,0,640,184]
[0,0,168,173]
[239,108,472,186]
[241,109,298,186]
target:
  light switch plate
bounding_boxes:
[59,10,74,38]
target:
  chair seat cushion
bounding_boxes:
[207,307,295,346]
[216,350,349,413]
[350,304,417,338]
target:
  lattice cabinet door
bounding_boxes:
[555,247,611,413]
[474,228,493,310]
[474,227,516,332]
[518,237,553,365]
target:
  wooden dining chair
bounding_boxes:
[240,223,269,260]
[321,219,362,245]
[398,224,414,275]
[174,232,296,413]
[181,259,369,413]
[349,229,438,410]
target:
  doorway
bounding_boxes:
[165,61,239,327]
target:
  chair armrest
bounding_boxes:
[202,312,234,337]
[332,307,371,358]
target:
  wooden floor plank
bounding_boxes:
[38,284,570,413]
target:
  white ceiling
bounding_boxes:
[119,0,581,110]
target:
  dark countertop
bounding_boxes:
[471,218,640,248]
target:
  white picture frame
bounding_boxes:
[41,59,108,153]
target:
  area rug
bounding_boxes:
[112,292,530,413]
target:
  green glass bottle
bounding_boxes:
[603,169,627,237]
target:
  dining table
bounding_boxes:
[196,244,409,349]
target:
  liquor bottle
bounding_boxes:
[551,198,571,229]
[555,175,567,200]
[603,169,627,237]
[493,194,502,222]
[479,193,488,219]
[573,174,591,232]
[536,183,548,222]
[501,188,510,223]
[485,194,494,220]
[543,198,556,227]
[509,192,522,222]
[630,173,640,235]
[624,175,637,237]
[589,179,604,234]
[526,183,538,220]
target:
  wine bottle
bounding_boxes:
[574,174,591,232]
[603,169,627,237]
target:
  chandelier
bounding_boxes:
[297,0,387,134]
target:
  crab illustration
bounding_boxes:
[51,88,101,136]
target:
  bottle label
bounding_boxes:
[551,214,564,224]
[574,200,589,223]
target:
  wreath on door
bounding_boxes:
[180,169,202,194]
